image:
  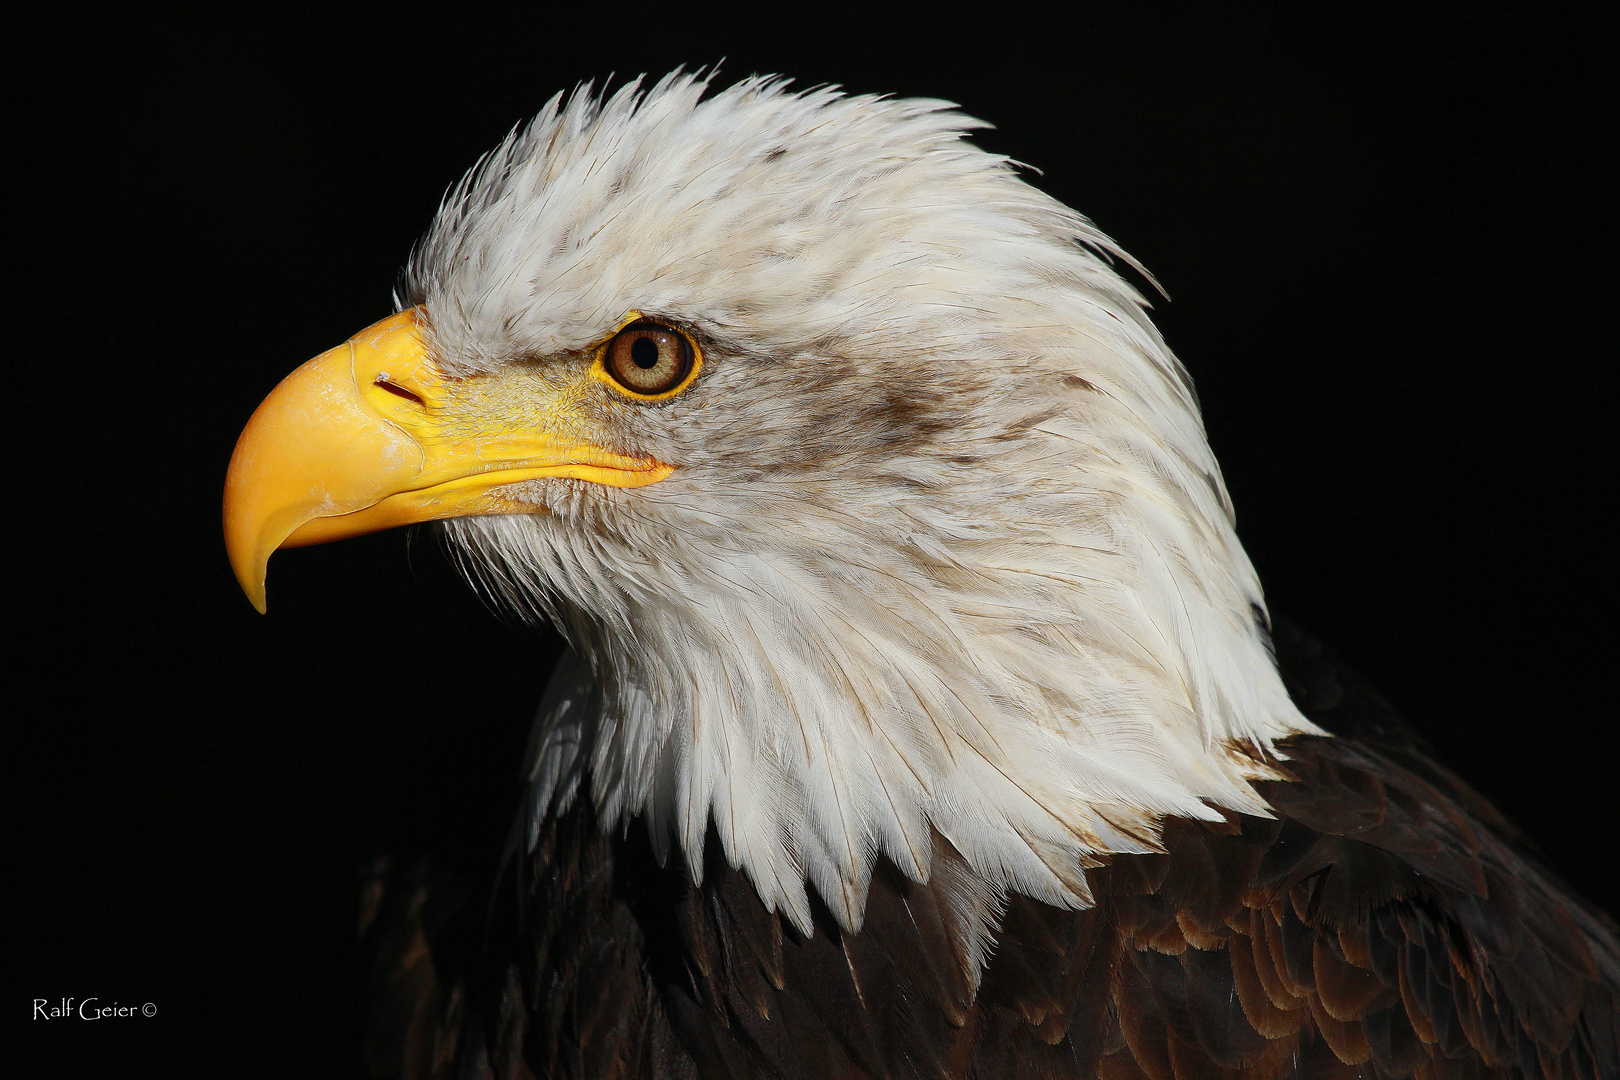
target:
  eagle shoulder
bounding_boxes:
[359,624,1620,1080]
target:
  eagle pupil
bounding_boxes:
[631,337,660,369]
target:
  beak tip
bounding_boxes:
[233,566,269,614]
[225,536,271,614]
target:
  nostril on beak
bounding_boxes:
[374,374,425,405]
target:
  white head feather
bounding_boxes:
[401,73,1317,954]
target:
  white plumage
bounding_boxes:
[398,73,1316,956]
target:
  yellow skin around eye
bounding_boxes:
[588,310,704,402]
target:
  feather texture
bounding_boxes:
[361,619,1620,1079]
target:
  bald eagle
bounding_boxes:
[224,75,1617,1080]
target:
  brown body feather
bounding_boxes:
[361,621,1620,1080]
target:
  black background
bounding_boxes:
[15,3,1613,1075]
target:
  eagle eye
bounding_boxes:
[601,322,697,397]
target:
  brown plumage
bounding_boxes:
[358,619,1620,1080]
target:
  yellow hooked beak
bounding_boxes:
[223,308,672,612]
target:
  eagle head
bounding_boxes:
[225,73,1312,946]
